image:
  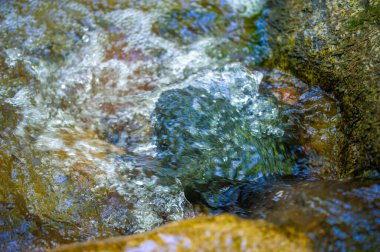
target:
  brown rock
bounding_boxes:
[51,214,312,252]
[265,0,380,177]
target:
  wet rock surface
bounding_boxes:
[0,130,130,251]
[191,178,380,251]
[0,129,193,252]
[260,69,342,177]
[265,0,380,177]
[248,179,380,251]
[51,214,312,252]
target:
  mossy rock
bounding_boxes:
[264,0,380,177]
[51,214,312,252]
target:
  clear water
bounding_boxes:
[0,0,378,251]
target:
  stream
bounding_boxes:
[0,1,379,251]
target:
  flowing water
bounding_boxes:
[0,0,378,251]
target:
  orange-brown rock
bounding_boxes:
[52,214,312,252]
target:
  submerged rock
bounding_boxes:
[52,214,312,252]
[154,64,299,187]
[153,64,346,207]
[265,0,380,177]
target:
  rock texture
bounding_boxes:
[51,214,312,252]
[265,0,380,177]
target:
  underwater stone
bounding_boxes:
[154,64,297,187]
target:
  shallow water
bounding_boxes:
[0,0,378,251]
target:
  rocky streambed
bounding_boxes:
[0,0,379,251]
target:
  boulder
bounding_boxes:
[265,0,380,177]
[52,214,312,252]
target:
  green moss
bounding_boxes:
[346,4,380,30]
